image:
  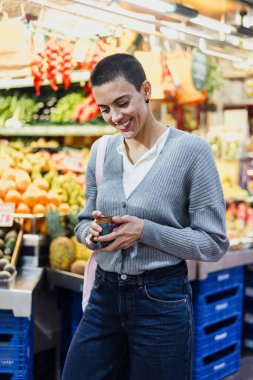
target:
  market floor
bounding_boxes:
[224,353,253,380]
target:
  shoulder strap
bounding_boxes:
[95,135,111,187]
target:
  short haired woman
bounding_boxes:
[62,53,229,380]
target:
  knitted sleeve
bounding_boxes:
[140,141,230,262]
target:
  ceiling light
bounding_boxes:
[191,15,235,34]
[115,0,198,18]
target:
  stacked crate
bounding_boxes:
[0,310,33,380]
[243,265,253,350]
[192,267,243,380]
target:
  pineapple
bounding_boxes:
[65,211,92,261]
[46,209,74,271]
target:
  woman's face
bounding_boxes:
[92,76,150,139]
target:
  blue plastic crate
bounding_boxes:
[0,359,33,380]
[193,341,241,380]
[195,312,242,354]
[0,324,32,373]
[193,284,243,323]
[0,311,31,335]
[193,267,243,295]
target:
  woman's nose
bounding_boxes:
[111,110,123,124]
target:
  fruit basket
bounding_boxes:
[0,218,23,289]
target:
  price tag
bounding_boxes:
[0,203,15,227]
[63,150,85,173]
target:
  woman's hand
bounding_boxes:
[94,215,144,252]
[85,210,104,247]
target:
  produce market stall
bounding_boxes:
[1,0,253,379]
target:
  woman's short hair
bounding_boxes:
[90,53,146,92]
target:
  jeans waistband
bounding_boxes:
[97,260,188,286]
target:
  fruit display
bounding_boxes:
[50,93,83,123]
[226,201,253,240]
[221,178,249,201]
[0,139,90,215]
[46,209,92,273]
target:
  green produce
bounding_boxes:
[50,93,83,123]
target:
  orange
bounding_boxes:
[5,189,22,205]
[2,180,17,195]
[32,203,46,215]
[35,189,48,206]
[47,191,61,206]
[23,219,32,233]
[22,190,37,208]
[58,203,70,214]
[16,202,31,214]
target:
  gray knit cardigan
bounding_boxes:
[75,127,230,275]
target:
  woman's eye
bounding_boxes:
[101,109,109,114]
[118,102,128,107]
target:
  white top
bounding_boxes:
[117,127,170,199]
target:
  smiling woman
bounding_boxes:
[61,53,230,380]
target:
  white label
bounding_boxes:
[244,313,253,324]
[63,150,85,173]
[245,287,253,297]
[214,362,226,371]
[217,273,230,281]
[244,339,253,348]
[0,203,15,227]
[215,332,228,341]
[215,302,228,311]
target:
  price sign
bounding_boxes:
[0,203,15,227]
[63,150,85,173]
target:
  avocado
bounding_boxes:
[5,237,16,253]
[0,271,11,280]
[0,258,9,270]
[3,263,16,275]
[5,230,17,242]
[4,247,12,256]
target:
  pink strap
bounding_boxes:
[82,135,111,311]
[96,135,111,187]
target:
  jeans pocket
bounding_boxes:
[143,275,188,305]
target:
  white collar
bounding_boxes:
[117,127,170,166]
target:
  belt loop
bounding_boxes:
[137,273,143,288]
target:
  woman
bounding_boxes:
[62,53,229,380]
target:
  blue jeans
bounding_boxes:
[62,261,194,380]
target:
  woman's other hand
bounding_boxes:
[85,210,104,246]
[94,215,144,252]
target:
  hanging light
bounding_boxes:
[114,0,198,18]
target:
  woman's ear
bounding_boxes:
[142,80,151,102]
